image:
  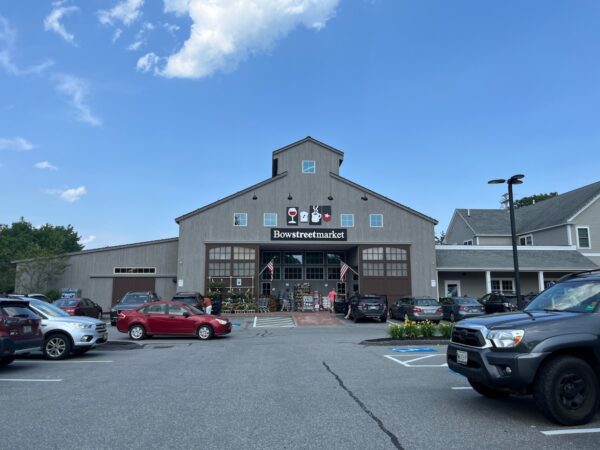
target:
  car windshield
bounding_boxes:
[188,304,203,315]
[30,300,70,317]
[54,299,79,307]
[456,298,480,306]
[362,297,384,303]
[173,296,196,303]
[526,279,600,313]
[415,299,438,306]
[121,294,148,304]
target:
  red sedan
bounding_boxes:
[54,297,103,319]
[116,301,231,341]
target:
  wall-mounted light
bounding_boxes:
[252,193,258,200]
[361,193,368,201]
[328,194,334,201]
[288,193,293,200]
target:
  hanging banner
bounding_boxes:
[271,228,347,241]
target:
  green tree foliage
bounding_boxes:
[434,231,446,245]
[0,218,82,293]
[514,192,557,209]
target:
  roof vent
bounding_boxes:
[467,208,470,217]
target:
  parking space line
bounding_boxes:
[29,360,114,364]
[402,354,441,364]
[0,378,62,382]
[451,387,473,390]
[384,354,448,368]
[541,428,600,436]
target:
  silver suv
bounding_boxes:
[27,299,108,360]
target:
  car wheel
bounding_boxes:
[97,311,103,320]
[0,356,15,367]
[533,356,599,426]
[44,334,72,360]
[468,379,510,398]
[197,324,214,340]
[381,315,387,323]
[353,314,360,323]
[449,312,455,323]
[129,324,146,341]
[110,321,116,327]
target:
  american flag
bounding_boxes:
[340,262,350,282]
[266,259,274,281]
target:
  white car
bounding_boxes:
[26,299,108,360]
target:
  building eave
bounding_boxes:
[272,136,344,158]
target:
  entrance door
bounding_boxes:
[112,277,156,306]
[444,280,461,297]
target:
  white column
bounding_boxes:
[485,271,492,294]
[538,271,545,293]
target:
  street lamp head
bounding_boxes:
[508,174,525,184]
[488,179,506,185]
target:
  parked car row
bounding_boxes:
[0,297,108,366]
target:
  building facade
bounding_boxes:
[18,138,439,311]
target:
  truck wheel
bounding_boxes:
[534,356,599,426]
[0,356,15,367]
[468,379,510,398]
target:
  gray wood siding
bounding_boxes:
[571,196,600,251]
[274,140,341,177]
[445,214,474,245]
[17,240,178,311]
[177,173,437,297]
[478,236,512,245]
[529,226,569,246]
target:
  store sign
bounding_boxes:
[271,228,347,241]
[287,205,332,226]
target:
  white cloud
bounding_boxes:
[80,235,96,246]
[163,22,180,34]
[163,0,190,16]
[54,74,101,126]
[0,137,35,151]
[112,28,123,43]
[148,0,340,79]
[0,15,53,75]
[45,186,87,202]
[44,1,79,44]
[98,0,145,27]
[127,21,155,51]
[136,52,161,73]
[35,161,58,171]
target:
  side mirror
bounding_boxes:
[183,311,191,318]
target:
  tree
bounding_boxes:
[435,231,446,245]
[514,192,557,209]
[0,218,82,293]
[16,254,70,294]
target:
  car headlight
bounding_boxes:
[68,323,93,329]
[487,329,524,348]
[216,319,228,325]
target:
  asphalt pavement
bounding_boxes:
[1,315,598,449]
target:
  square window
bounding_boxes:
[519,235,533,246]
[340,214,354,227]
[577,227,590,249]
[302,160,316,174]
[234,213,247,227]
[370,214,383,228]
[264,213,277,227]
[305,252,323,265]
[306,267,324,280]
[284,267,303,280]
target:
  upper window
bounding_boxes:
[264,213,277,227]
[577,227,591,249]
[114,267,156,274]
[209,247,231,260]
[463,240,473,246]
[519,235,533,246]
[302,160,316,174]
[340,214,354,227]
[370,214,383,228]
[234,213,247,227]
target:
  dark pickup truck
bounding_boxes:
[447,270,600,426]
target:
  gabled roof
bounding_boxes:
[330,173,438,225]
[175,172,288,223]
[272,136,344,159]
[436,247,598,271]
[452,180,600,235]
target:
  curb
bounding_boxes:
[360,338,450,346]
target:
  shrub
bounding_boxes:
[45,289,60,301]
[439,323,453,338]
[420,321,436,337]
[403,320,420,339]
[388,323,405,339]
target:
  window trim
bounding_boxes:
[369,214,383,228]
[519,234,533,246]
[263,212,277,227]
[576,226,591,249]
[491,278,514,294]
[302,160,316,174]
[233,212,248,227]
[340,213,354,228]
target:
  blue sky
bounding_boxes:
[2,0,600,248]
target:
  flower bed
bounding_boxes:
[388,320,453,339]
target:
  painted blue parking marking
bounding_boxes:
[392,348,438,353]
[232,323,241,327]
[448,369,466,377]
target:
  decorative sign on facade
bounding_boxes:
[286,207,299,226]
[271,228,347,241]
[287,205,332,226]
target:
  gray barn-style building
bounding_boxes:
[20,137,439,311]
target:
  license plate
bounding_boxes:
[369,305,379,310]
[456,350,468,365]
[23,326,32,334]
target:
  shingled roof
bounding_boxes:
[455,180,600,235]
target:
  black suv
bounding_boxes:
[478,292,519,314]
[347,294,387,323]
[448,270,600,425]
[110,291,160,326]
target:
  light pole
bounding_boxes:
[488,174,525,310]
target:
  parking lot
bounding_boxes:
[1,315,598,449]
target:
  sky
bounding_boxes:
[2,0,600,249]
